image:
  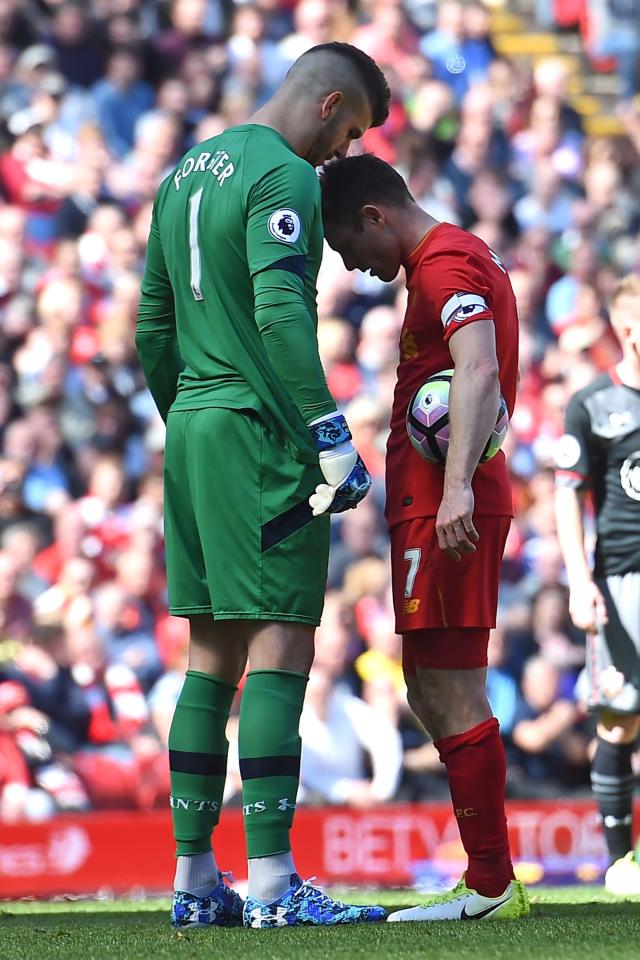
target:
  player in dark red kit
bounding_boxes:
[320,155,529,921]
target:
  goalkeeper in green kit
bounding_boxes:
[136,43,390,929]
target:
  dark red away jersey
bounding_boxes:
[385,223,518,528]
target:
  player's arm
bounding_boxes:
[247,162,370,514]
[253,269,335,422]
[440,320,500,560]
[135,202,183,422]
[554,400,608,632]
[421,252,500,559]
[246,162,336,422]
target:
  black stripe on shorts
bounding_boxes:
[261,499,313,553]
[239,755,301,780]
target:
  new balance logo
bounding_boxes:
[169,796,219,812]
[403,598,421,614]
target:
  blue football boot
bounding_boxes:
[171,872,244,928]
[243,873,386,927]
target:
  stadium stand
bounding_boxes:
[0,0,639,829]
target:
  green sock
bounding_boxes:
[168,669,236,856]
[239,669,308,859]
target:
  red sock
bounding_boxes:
[435,717,514,898]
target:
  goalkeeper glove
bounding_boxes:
[308,412,371,516]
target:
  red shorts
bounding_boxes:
[391,515,510,669]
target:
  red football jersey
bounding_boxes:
[385,223,518,528]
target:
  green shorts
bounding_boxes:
[164,407,330,624]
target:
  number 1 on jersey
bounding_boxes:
[189,187,204,301]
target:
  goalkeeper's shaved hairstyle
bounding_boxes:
[320,153,415,230]
[286,42,391,129]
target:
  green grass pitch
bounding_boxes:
[2,887,640,960]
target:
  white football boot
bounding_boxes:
[387,876,530,922]
[604,852,640,896]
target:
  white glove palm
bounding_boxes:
[308,413,371,516]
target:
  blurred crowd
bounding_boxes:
[1,0,640,822]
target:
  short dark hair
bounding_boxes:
[320,154,414,230]
[302,42,391,128]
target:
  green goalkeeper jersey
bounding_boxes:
[137,124,336,464]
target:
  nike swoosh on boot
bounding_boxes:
[460,895,511,920]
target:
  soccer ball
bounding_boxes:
[406,368,509,465]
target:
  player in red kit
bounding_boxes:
[320,155,529,921]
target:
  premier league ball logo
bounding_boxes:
[406,374,453,464]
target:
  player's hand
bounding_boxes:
[568,578,608,634]
[436,483,479,561]
[309,454,371,515]
[308,412,371,516]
